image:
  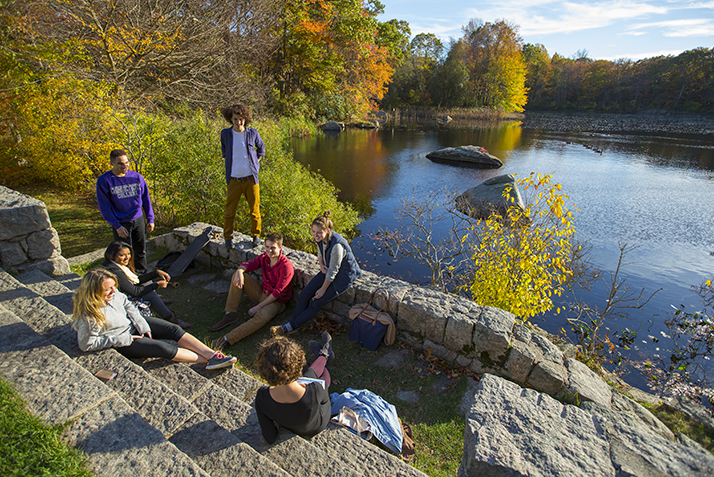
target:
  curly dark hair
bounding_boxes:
[255,337,306,386]
[221,103,252,126]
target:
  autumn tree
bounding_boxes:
[429,39,470,108]
[381,32,444,107]
[268,0,406,119]
[461,19,528,112]
[33,0,280,108]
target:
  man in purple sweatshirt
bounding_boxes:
[96,149,154,274]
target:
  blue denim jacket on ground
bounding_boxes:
[330,388,403,454]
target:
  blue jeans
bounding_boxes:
[144,290,172,319]
[288,273,340,330]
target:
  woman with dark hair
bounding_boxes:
[254,333,333,444]
[72,268,235,369]
[102,241,192,328]
[272,211,362,335]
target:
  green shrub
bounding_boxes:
[143,111,360,250]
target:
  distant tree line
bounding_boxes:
[381,20,714,114]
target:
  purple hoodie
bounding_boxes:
[96,170,154,229]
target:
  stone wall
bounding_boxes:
[154,222,609,406]
[0,187,70,276]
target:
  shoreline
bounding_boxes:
[520,110,714,136]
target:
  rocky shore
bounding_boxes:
[520,111,714,136]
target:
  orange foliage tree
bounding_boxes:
[268,0,407,119]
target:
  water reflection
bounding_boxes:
[290,120,714,391]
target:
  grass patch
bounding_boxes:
[643,402,714,453]
[13,185,172,259]
[155,265,468,477]
[0,377,93,477]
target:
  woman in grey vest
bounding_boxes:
[272,211,362,334]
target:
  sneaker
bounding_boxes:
[252,236,260,247]
[210,311,239,331]
[225,239,233,250]
[211,336,228,351]
[320,331,335,361]
[206,351,237,370]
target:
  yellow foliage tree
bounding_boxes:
[8,74,120,189]
[467,172,577,319]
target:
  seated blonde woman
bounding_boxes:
[72,268,235,369]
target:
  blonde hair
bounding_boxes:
[72,268,117,329]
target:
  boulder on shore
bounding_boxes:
[455,174,524,220]
[426,145,502,168]
[320,121,345,131]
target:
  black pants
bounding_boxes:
[117,317,185,360]
[112,216,148,273]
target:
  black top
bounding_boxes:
[254,384,331,444]
[103,260,160,298]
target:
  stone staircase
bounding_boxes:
[0,267,426,477]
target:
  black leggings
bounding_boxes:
[117,317,186,360]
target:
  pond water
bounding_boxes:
[290,115,714,392]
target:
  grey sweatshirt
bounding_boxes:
[73,291,150,352]
[318,242,345,282]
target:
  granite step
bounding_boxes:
[1,269,291,477]
[11,269,428,477]
[0,302,209,477]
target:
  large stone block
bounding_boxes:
[76,351,198,437]
[0,340,116,426]
[460,374,615,477]
[470,306,514,365]
[581,399,714,476]
[0,186,52,240]
[16,256,71,277]
[0,239,28,266]
[530,333,564,363]
[62,395,209,477]
[502,340,541,384]
[398,288,450,343]
[444,313,476,354]
[26,228,61,259]
[564,357,612,407]
[526,360,568,395]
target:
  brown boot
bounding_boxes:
[165,312,193,329]
[210,312,239,331]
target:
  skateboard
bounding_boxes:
[166,226,214,278]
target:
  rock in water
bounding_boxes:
[426,145,502,168]
[455,174,525,220]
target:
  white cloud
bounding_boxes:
[599,49,684,61]
[628,18,714,37]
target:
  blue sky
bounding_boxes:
[378,0,714,61]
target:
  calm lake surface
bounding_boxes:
[290,115,714,391]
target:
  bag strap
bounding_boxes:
[372,287,390,312]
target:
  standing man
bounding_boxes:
[96,149,154,274]
[221,103,265,249]
[210,232,294,349]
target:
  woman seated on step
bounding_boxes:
[103,241,191,329]
[72,268,236,370]
[254,333,334,444]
